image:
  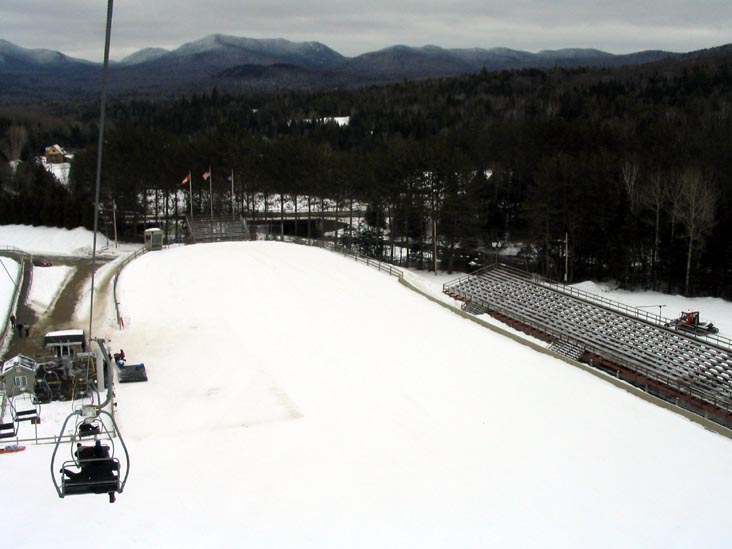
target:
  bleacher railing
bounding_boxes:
[282,236,404,279]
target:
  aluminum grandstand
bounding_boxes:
[444,264,732,428]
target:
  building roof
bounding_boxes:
[1,355,37,376]
[43,329,86,347]
[45,144,67,155]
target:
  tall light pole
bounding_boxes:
[88,0,114,340]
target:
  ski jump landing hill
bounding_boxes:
[444,264,732,429]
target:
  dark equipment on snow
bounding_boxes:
[665,310,720,335]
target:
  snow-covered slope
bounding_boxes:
[119,47,169,65]
[0,224,139,257]
[2,240,732,548]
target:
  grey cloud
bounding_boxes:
[2,1,731,61]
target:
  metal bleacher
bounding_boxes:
[444,264,732,426]
[186,214,251,243]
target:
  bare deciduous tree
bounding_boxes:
[641,171,666,288]
[1,125,29,161]
[675,168,718,295]
[621,159,641,214]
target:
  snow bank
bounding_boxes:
[0,224,138,257]
[27,265,74,313]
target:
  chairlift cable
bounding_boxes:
[51,1,129,502]
[0,257,19,289]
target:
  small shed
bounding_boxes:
[44,329,87,360]
[144,228,164,251]
[0,355,37,397]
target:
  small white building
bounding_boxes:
[43,329,87,358]
[43,329,87,376]
[144,228,164,251]
[0,355,37,398]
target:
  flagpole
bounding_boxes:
[231,168,235,217]
[209,165,213,219]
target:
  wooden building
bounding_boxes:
[44,144,67,164]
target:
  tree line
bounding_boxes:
[1,57,732,297]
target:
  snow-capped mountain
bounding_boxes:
[0,34,710,102]
[0,39,91,69]
[119,47,169,65]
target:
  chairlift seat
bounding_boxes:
[62,458,120,496]
[76,444,110,461]
[15,409,38,421]
[78,423,101,437]
[64,475,120,496]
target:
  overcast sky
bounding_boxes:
[2,1,732,62]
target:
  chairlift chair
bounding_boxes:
[0,397,18,440]
[50,406,129,503]
[11,392,40,425]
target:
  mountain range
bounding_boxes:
[0,34,717,103]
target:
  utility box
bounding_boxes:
[144,228,163,251]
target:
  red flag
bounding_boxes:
[202,170,210,180]
[181,174,190,186]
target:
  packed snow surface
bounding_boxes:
[2,225,732,546]
[2,239,732,548]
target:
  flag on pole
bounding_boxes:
[181,174,191,186]
[202,169,210,180]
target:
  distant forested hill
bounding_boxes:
[2,45,732,297]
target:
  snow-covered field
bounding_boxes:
[40,157,71,186]
[2,228,732,548]
[0,224,136,258]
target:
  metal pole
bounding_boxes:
[112,200,118,248]
[564,231,569,284]
[189,171,193,218]
[432,218,437,275]
[231,168,235,217]
[88,0,114,341]
[209,166,213,219]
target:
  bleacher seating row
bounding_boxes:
[187,215,250,243]
[445,266,732,412]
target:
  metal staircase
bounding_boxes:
[186,214,251,243]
